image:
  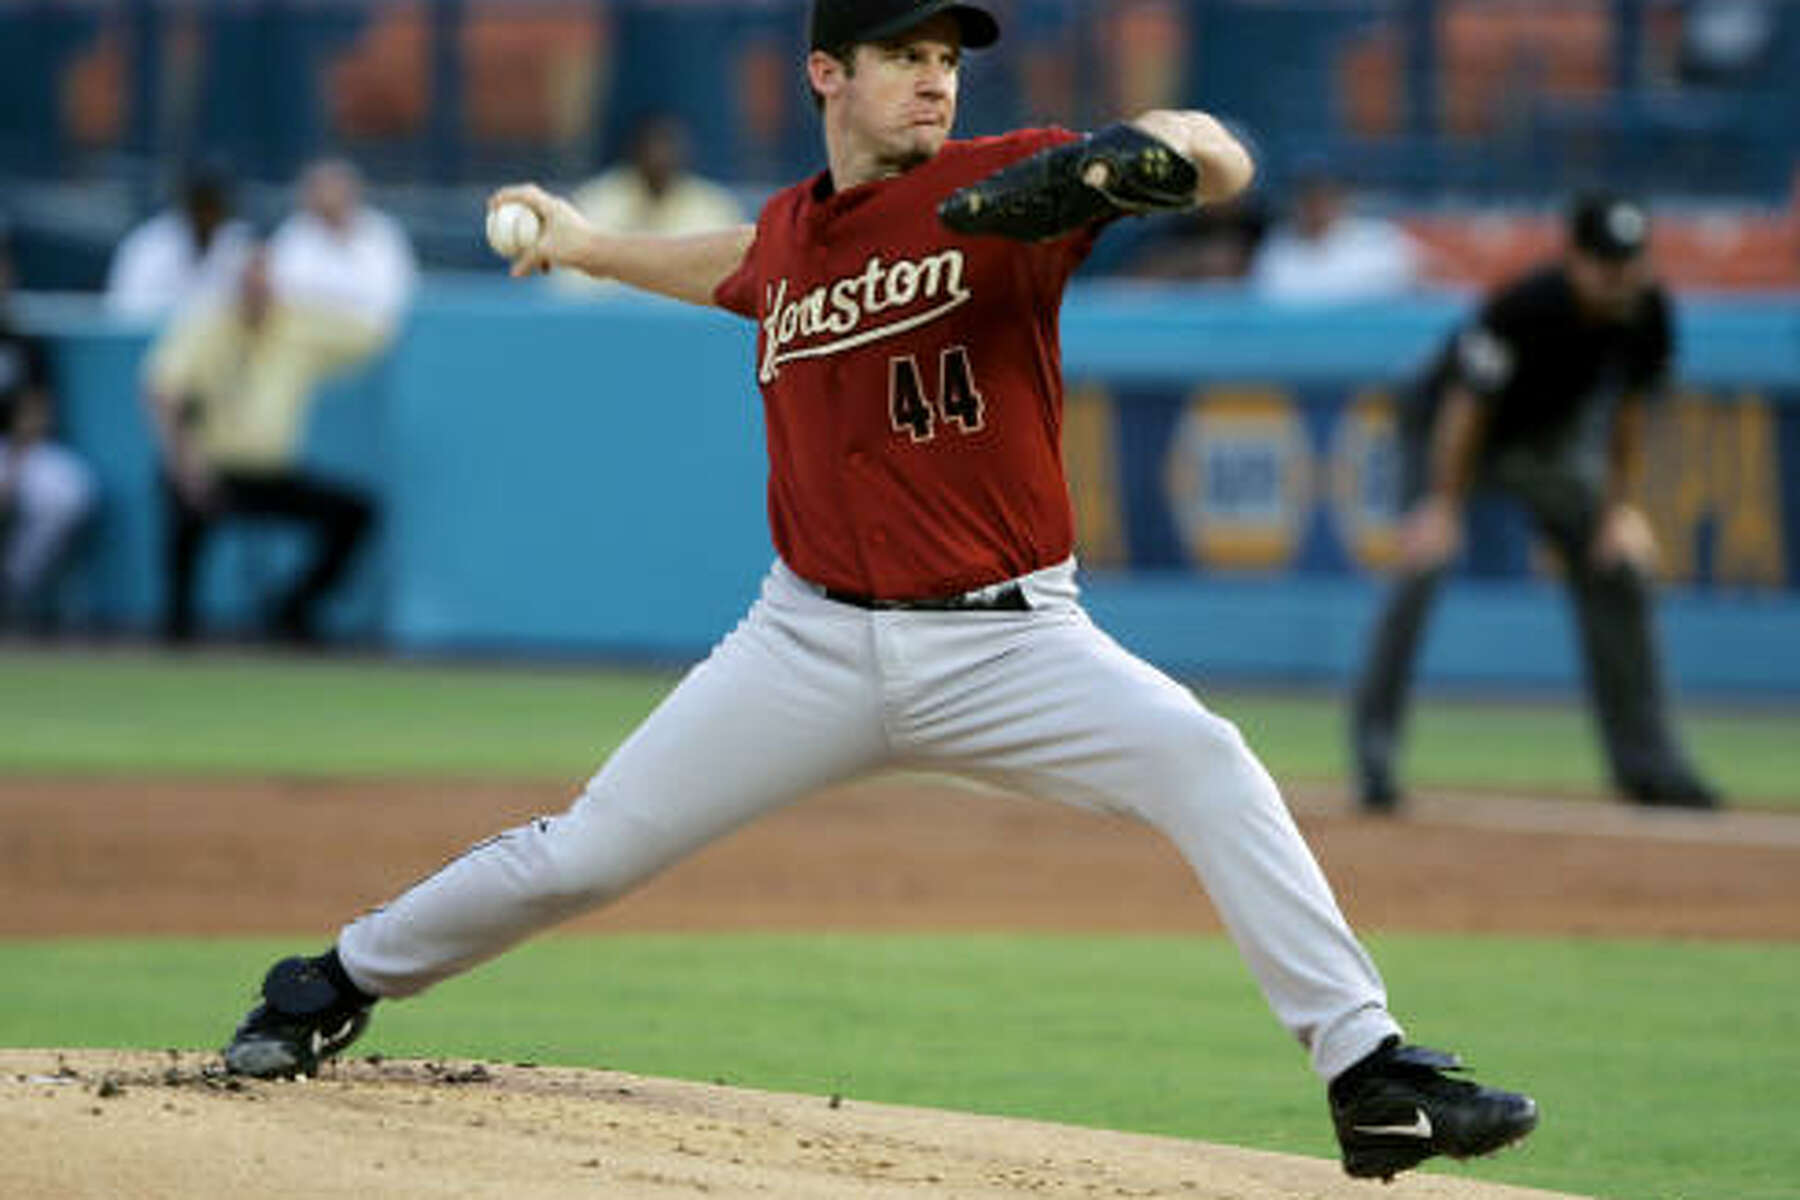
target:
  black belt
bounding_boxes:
[823,582,1030,612]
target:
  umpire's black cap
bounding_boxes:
[811,0,1000,52]
[1569,191,1652,261]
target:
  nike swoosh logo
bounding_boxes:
[1355,1109,1434,1138]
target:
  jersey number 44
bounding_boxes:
[889,346,986,443]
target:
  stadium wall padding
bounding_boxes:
[30,285,1800,691]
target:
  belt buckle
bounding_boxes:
[821,580,1028,612]
[946,582,1027,612]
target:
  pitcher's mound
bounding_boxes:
[1,1049,1573,1199]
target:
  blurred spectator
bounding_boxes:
[104,162,254,321]
[1350,191,1720,813]
[1678,0,1777,86]
[143,245,377,646]
[0,220,96,632]
[140,157,410,645]
[268,158,417,339]
[1120,195,1269,281]
[554,113,743,295]
[1250,163,1423,301]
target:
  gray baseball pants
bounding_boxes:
[339,558,1403,1081]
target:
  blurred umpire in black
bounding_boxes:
[1350,192,1721,813]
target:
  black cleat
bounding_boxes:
[1330,1040,1538,1181]
[223,954,374,1079]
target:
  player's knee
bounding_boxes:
[1136,703,1254,786]
[536,796,674,906]
[536,835,634,907]
[1190,708,1251,760]
[1170,706,1286,810]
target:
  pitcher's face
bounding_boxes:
[815,15,962,175]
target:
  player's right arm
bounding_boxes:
[486,185,753,309]
[1128,109,1255,204]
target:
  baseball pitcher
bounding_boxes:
[221,1,1537,1181]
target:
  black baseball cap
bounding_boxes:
[810,0,1000,52]
[1569,191,1651,261]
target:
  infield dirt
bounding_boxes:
[7,774,1796,1197]
[3,774,1795,938]
[0,1050,1576,1199]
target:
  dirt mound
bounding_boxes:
[1,1050,1576,1199]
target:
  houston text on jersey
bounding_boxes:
[759,249,971,383]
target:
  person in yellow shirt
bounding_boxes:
[142,246,376,644]
[552,113,743,296]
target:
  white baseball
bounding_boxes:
[486,201,542,259]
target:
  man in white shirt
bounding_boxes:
[1251,164,1422,302]
[104,165,254,321]
[268,159,417,337]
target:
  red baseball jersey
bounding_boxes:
[714,128,1101,601]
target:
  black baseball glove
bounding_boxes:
[938,124,1201,243]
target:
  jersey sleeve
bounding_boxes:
[711,222,762,318]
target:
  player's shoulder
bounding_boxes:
[940,127,1084,173]
[752,173,821,225]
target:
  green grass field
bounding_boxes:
[3,649,1799,1199]
[2,650,1795,802]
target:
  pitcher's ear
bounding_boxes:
[808,49,847,100]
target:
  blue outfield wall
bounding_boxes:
[30,284,1800,693]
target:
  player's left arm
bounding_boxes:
[1127,109,1255,204]
[939,109,1252,241]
